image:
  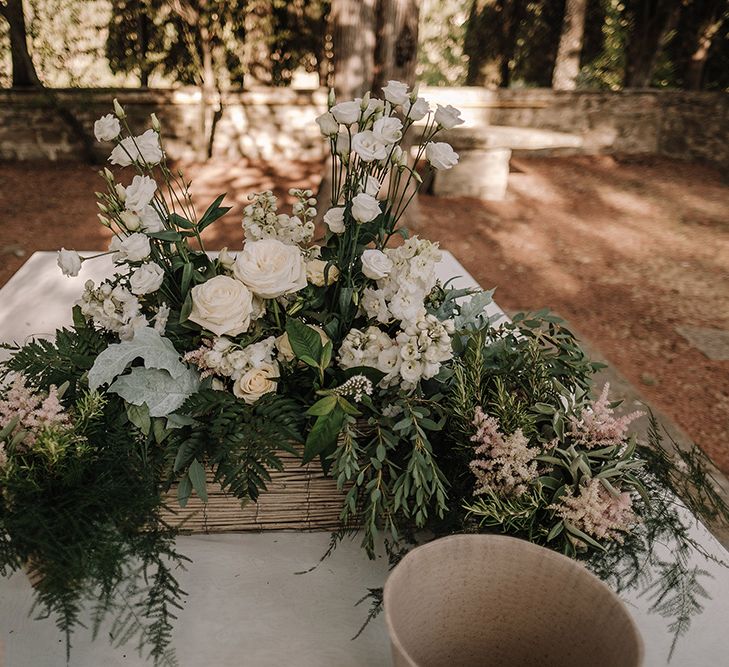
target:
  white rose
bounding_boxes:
[351,193,381,223]
[109,232,151,262]
[189,275,254,337]
[94,114,121,142]
[372,117,403,145]
[434,104,464,130]
[361,249,393,280]
[425,142,459,170]
[276,326,330,362]
[330,101,361,125]
[381,80,409,105]
[323,207,345,234]
[233,238,307,299]
[129,262,164,295]
[124,175,157,213]
[139,204,165,232]
[233,362,278,404]
[316,111,339,136]
[109,129,163,166]
[403,97,430,121]
[352,131,388,162]
[57,248,82,277]
[119,210,141,231]
[306,259,340,287]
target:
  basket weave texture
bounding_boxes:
[161,445,346,533]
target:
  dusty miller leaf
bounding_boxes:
[108,367,200,417]
[455,290,495,331]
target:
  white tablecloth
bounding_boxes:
[0,252,728,666]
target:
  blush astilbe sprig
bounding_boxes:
[568,383,644,450]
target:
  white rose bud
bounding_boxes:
[360,249,393,280]
[381,80,409,105]
[103,167,115,182]
[233,363,278,404]
[315,111,339,136]
[115,182,126,202]
[306,259,340,287]
[189,275,254,337]
[119,210,141,231]
[425,142,459,170]
[150,113,161,132]
[434,104,464,130]
[351,193,381,223]
[123,174,157,213]
[403,97,430,121]
[57,248,82,277]
[323,207,345,234]
[352,130,388,162]
[129,262,165,295]
[94,114,121,142]
[330,100,361,125]
[233,238,307,299]
[372,117,403,145]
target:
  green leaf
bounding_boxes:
[303,407,345,463]
[285,319,323,365]
[320,340,333,370]
[188,458,208,503]
[147,230,182,242]
[126,403,151,435]
[108,367,200,417]
[181,262,193,295]
[169,213,195,229]
[177,475,192,507]
[199,194,232,231]
[179,292,193,324]
[307,395,338,416]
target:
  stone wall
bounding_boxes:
[0,86,726,170]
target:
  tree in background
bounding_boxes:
[106,0,160,87]
[552,0,588,89]
[417,0,468,85]
[1,0,39,86]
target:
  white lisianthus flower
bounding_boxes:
[315,111,339,136]
[403,97,430,121]
[372,117,403,145]
[129,262,165,295]
[400,359,424,384]
[93,114,121,142]
[233,362,278,403]
[306,258,340,287]
[109,233,151,263]
[361,248,393,280]
[57,248,82,277]
[123,175,157,213]
[360,97,384,119]
[352,131,388,162]
[334,131,350,158]
[114,183,126,202]
[323,207,346,234]
[425,142,459,170]
[381,80,409,105]
[119,210,141,231]
[351,193,381,223]
[360,175,381,197]
[109,129,163,166]
[330,100,361,125]
[434,104,464,130]
[233,238,307,299]
[139,204,165,232]
[276,326,330,362]
[189,275,254,337]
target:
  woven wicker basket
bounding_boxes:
[161,445,346,533]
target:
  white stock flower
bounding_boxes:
[372,117,403,145]
[381,80,409,105]
[306,259,340,286]
[324,207,345,234]
[351,193,381,223]
[361,249,393,280]
[93,114,121,142]
[352,131,388,162]
[124,175,157,213]
[233,238,307,299]
[109,233,151,263]
[189,275,254,337]
[109,129,163,166]
[315,111,339,136]
[57,248,82,277]
[139,204,165,232]
[425,142,459,170]
[129,262,164,295]
[330,101,361,125]
[403,97,430,121]
[434,104,464,130]
[233,362,278,403]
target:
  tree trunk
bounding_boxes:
[464,0,504,88]
[552,0,587,90]
[2,0,39,87]
[372,0,420,94]
[623,0,682,88]
[242,0,274,87]
[138,10,152,87]
[681,0,725,90]
[198,23,218,159]
[329,0,377,99]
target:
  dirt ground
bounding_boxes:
[1,155,728,474]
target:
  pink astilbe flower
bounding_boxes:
[568,383,643,450]
[469,407,540,497]
[551,478,636,543]
[0,375,70,448]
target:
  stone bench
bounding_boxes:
[422,125,583,201]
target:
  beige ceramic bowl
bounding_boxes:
[384,534,643,667]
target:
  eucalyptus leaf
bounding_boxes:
[188,458,208,503]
